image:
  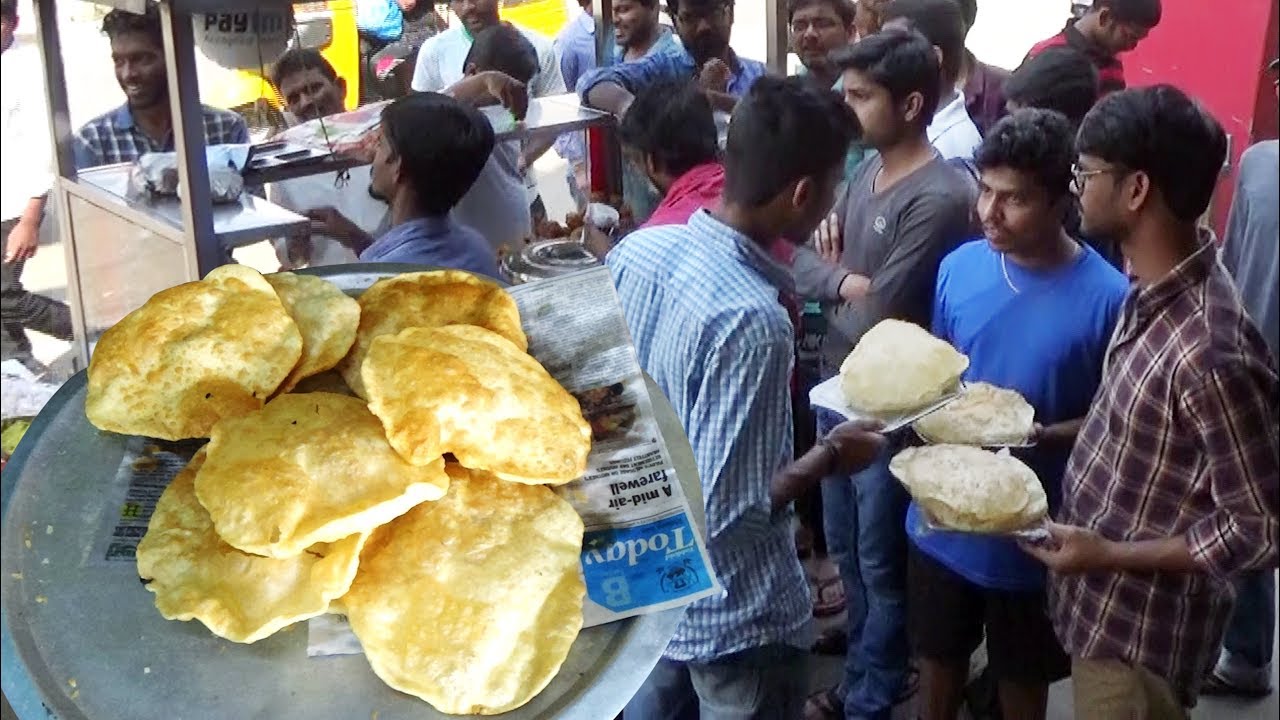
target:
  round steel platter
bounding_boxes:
[1,264,701,720]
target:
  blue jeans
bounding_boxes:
[624,644,809,720]
[817,407,910,720]
[1223,571,1276,669]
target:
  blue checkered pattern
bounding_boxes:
[607,209,812,662]
[73,104,250,170]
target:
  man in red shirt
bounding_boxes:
[1025,0,1161,95]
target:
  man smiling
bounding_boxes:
[73,6,248,170]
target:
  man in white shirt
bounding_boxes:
[1,0,72,372]
[267,49,383,268]
[411,0,566,250]
[882,0,981,161]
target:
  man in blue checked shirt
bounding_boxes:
[610,76,886,719]
[72,6,249,171]
[577,0,766,118]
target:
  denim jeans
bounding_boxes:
[817,407,910,720]
[1219,571,1277,674]
[624,644,809,720]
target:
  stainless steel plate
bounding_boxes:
[1,264,700,720]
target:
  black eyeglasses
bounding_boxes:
[1070,163,1126,194]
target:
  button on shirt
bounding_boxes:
[607,209,811,662]
[1,38,52,223]
[1051,236,1280,706]
[359,215,500,280]
[73,104,250,170]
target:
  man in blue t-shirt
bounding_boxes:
[906,109,1128,720]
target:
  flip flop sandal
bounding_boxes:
[811,575,847,617]
[804,687,843,720]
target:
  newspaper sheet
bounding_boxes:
[88,438,203,566]
[309,267,720,655]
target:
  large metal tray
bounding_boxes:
[1,264,702,720]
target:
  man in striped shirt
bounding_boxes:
[1021,85,1279,719]
[1025,0,1161,96]
[610,76,885,718]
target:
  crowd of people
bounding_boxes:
[1,0,1278,719]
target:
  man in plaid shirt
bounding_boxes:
[72,6,248,171]
[1021,85,1279,718]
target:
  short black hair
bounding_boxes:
[270,48,338,90]
[832,28,941,126]
[954,0,977,31]
[618,80,719,178]
[786,0,855,26]
[881,0,967,84]
[1091,0,1161,28]
[464,22,538,84]
[1004,46,1099,127]
[101,5,163,48]
[381,93,496,216]
[975,108,1075,199]
[1076,84,1226,223]
[1,0,18,21]
[666,0,733,18]
[722,76,856,207]
[629,0,661,8]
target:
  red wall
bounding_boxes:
[1122,0,1279,233]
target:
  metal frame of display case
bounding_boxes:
[31,0,623,371]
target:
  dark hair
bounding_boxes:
[628,0,661,8]
[786,0,855,26]
[619,80,718,178]
[101,6,163,47]
[722,76,856,207]
[381,93,496,215]
[269,48,338,90]
[1,0,17,21]
[881,0,967,84]
[1076,84,1226,223]
[464,22,538,83]
[666,0,733,19]
[832,28,941,126]
[1004,47,1099,127]
[1092,0,1161,28]
[954,0,977,31]
[975,108,1075,199]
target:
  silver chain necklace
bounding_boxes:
[1001,253,1020,293]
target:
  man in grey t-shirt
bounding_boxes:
[795,30,974,720]
[1207,135,1278,699]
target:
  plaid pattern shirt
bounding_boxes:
[72,104,249,170]
[1051,235,1280,706]
[607,209,811,662]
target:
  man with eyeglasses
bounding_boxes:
[577,0,767,117]
[1025,0,1161,95]
[1021,85,1278,718]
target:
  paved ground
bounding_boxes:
[3,2,1277,719]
